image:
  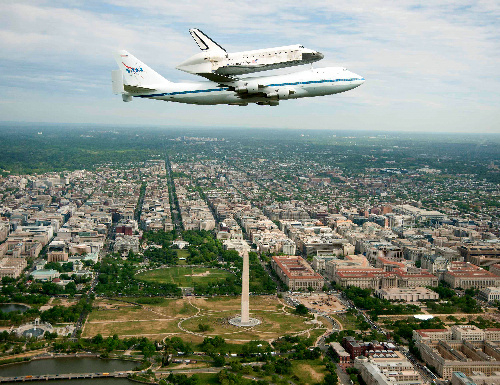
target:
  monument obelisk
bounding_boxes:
[241,250,250,323]
[229,251,260,327]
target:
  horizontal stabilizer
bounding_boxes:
[111,70,124,94]
[124,84,156,93]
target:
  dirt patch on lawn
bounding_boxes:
[192,296,279,311]
[185,270,210,277]
[296,363,324,383]
[293,293,345,314]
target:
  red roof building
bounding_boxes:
[271,255,325,291]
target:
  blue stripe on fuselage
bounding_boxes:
[137,88,229,98]
[266,78,363,87]
[136,78,364,98]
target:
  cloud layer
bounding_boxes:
[0,0,499,132]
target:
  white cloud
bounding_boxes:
[0,0,498,132]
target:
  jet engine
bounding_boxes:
[257,101,279,106]
[235,83,260,94]
[267,88,295,100]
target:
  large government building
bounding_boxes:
[333,267,438,290]
[443,262,500,289]
[271,255,325,291]
[414,325,500,379]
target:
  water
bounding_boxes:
[0,304,29,313]
[22,328,45,338]
[2,379,135,385]
[0,357,138,377]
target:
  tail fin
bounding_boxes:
[113,50,169,87]
[189,29,226,55]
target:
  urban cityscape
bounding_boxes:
[0,125,498,385]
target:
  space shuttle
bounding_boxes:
[176,29,324,81]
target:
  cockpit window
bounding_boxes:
[299,45,304,48]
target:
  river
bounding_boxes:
[0,357,138,384]
[2,379,136,385]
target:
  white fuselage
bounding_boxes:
[134,67,364,105]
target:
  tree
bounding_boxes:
[295,304,309,315]
[65,281,77,295]
[41,282,62,295]
[92,334,104,345]
[44,331,58,340]
[213,355,225,367]
[323,373,339,385]
[140,338,156,358]
[1,276,15,285]
[198,323,210,332]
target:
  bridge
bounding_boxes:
[0,371,131,382]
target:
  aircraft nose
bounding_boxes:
[350,72,365,85]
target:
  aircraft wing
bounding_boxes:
[124,84,156,93]
[195,72,236,83]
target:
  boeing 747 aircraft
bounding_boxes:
[112,50,364,106]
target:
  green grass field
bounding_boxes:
[175,249,190,265]
[334,313,359,330]
[136,266,234,287]
[84,296,324,344]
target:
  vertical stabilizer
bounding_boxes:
[113,50,169,86]
[189,29,226,55]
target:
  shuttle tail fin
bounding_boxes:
[189,28,226,55]
[113,50,169,87]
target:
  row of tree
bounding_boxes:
[341,286,420,316]
[95,256,182,297]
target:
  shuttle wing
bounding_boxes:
[195,72,236,83]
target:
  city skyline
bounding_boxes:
[1,1,499,133]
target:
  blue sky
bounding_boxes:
[0,0,499,132]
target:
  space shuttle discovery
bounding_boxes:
[176,29,324,81]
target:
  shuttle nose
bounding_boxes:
[302,51,324,62]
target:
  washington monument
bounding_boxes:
[229,252,260,327]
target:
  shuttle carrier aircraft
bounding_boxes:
[112,30,364,106]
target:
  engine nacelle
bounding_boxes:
[257,101,279,106]
[235,83,260,94]
[267,88,293,100]
[247,84,260,93]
